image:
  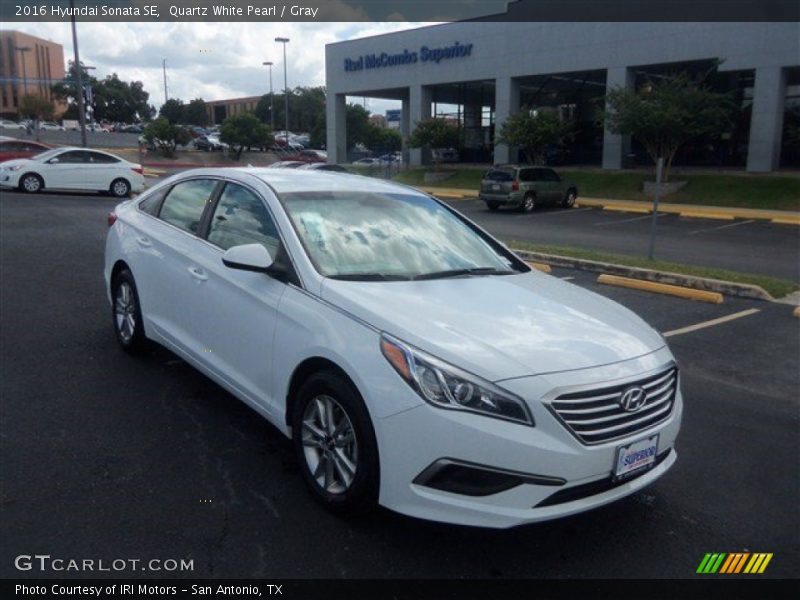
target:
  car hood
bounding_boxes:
[321,272,665,381]
[0,158,32,168]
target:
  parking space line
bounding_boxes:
[560,276,575,281]
[662,308,761,338]
[687,219,755,236]
[537,207,594,217]
[592,213,665,227]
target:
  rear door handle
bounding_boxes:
[135,236,152,247]
[187,266,208,281]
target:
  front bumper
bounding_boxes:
[374,347,682,528]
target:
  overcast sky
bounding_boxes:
[13,21,430,116]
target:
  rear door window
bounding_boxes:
[485,169,514,182]
[158,179,218,235]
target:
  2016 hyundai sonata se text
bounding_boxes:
[104,168,682,528]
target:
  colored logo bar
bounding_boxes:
[696,553,773,574]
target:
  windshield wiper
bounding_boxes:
[412,267,516,281]
[328,273,412,281]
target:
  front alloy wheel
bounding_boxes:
[20,173,43,193]
[301,395,358,494]
[292,371,379,513]
[562,190,577,208]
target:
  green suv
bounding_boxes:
[479,165,578,212]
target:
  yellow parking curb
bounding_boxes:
[603,205,651,214]
[679,211,735,221]
[527,262,552,273]
[793,306,800,318]
[772,216,800,226]
[597,274,724,304]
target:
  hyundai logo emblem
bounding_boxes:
[619,386,647,412]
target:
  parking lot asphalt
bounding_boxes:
[1,189,798,579]
[445,198,800,282]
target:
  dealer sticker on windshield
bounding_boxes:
[614,434,659,481]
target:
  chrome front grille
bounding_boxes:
[548,366,678,445]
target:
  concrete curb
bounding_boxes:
[511,248,774,301]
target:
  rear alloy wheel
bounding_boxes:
[111,270,149,354]
[292,371,379,514]
[562,190,577,209]
[19,173,43,193]
[521,193,536,213]
[110,178,131,198]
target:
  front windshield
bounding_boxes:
[281,191,519,280]
[31,149,62,162]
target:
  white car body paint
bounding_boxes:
[104,168,682,528]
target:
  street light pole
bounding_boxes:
[262,61,274,132]
[69,0,88,148]
[162,58,168,104]
[275,37,290,141]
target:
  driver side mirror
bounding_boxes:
[221,243,274,273]
[48,158,60,164]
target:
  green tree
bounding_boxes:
[219,112,273,159]
[408,117,460,167]
[601,73,735,181]
[346,103,372,147]
[52,63,151,123]
[143,116,192,157]
[367,125,402,153]
[51,61,97,107]
[256,86,327,140]
[92,74,151,123]
[159,98,185,124]
[185,98,208,126]
[19,94,54,122]
[497,108,575,165]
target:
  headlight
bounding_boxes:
[6,165,23,171]
[380,334,534,426]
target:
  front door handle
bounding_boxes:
[187,266,208,281]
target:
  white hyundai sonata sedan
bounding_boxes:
[104,168,682,528]
[1,147,145,197]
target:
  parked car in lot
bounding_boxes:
[0,119,25,130]
[38,121,66,131]
[267,160,305,169]
[352,157,381,166]
[1,147,145,197]
[194,135,227,152]
[0,139,50,162]
[104,168,682,527]
[297,163,349,173]
[479,165,578,212]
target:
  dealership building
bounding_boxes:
[325,22,800,171]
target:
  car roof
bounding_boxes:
[176,167,425,196]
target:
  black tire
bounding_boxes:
[19,173,43,193]
[487,202,500,211]
[110,178,131,198]
[111,269,150,354]
[520,192,536,213]
[292,370,379,514]
[562,189,577,209]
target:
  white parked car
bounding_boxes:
[1,147,145,197]
[104,169,682,528]
[38,121,66,131]
[0,119,25,130]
